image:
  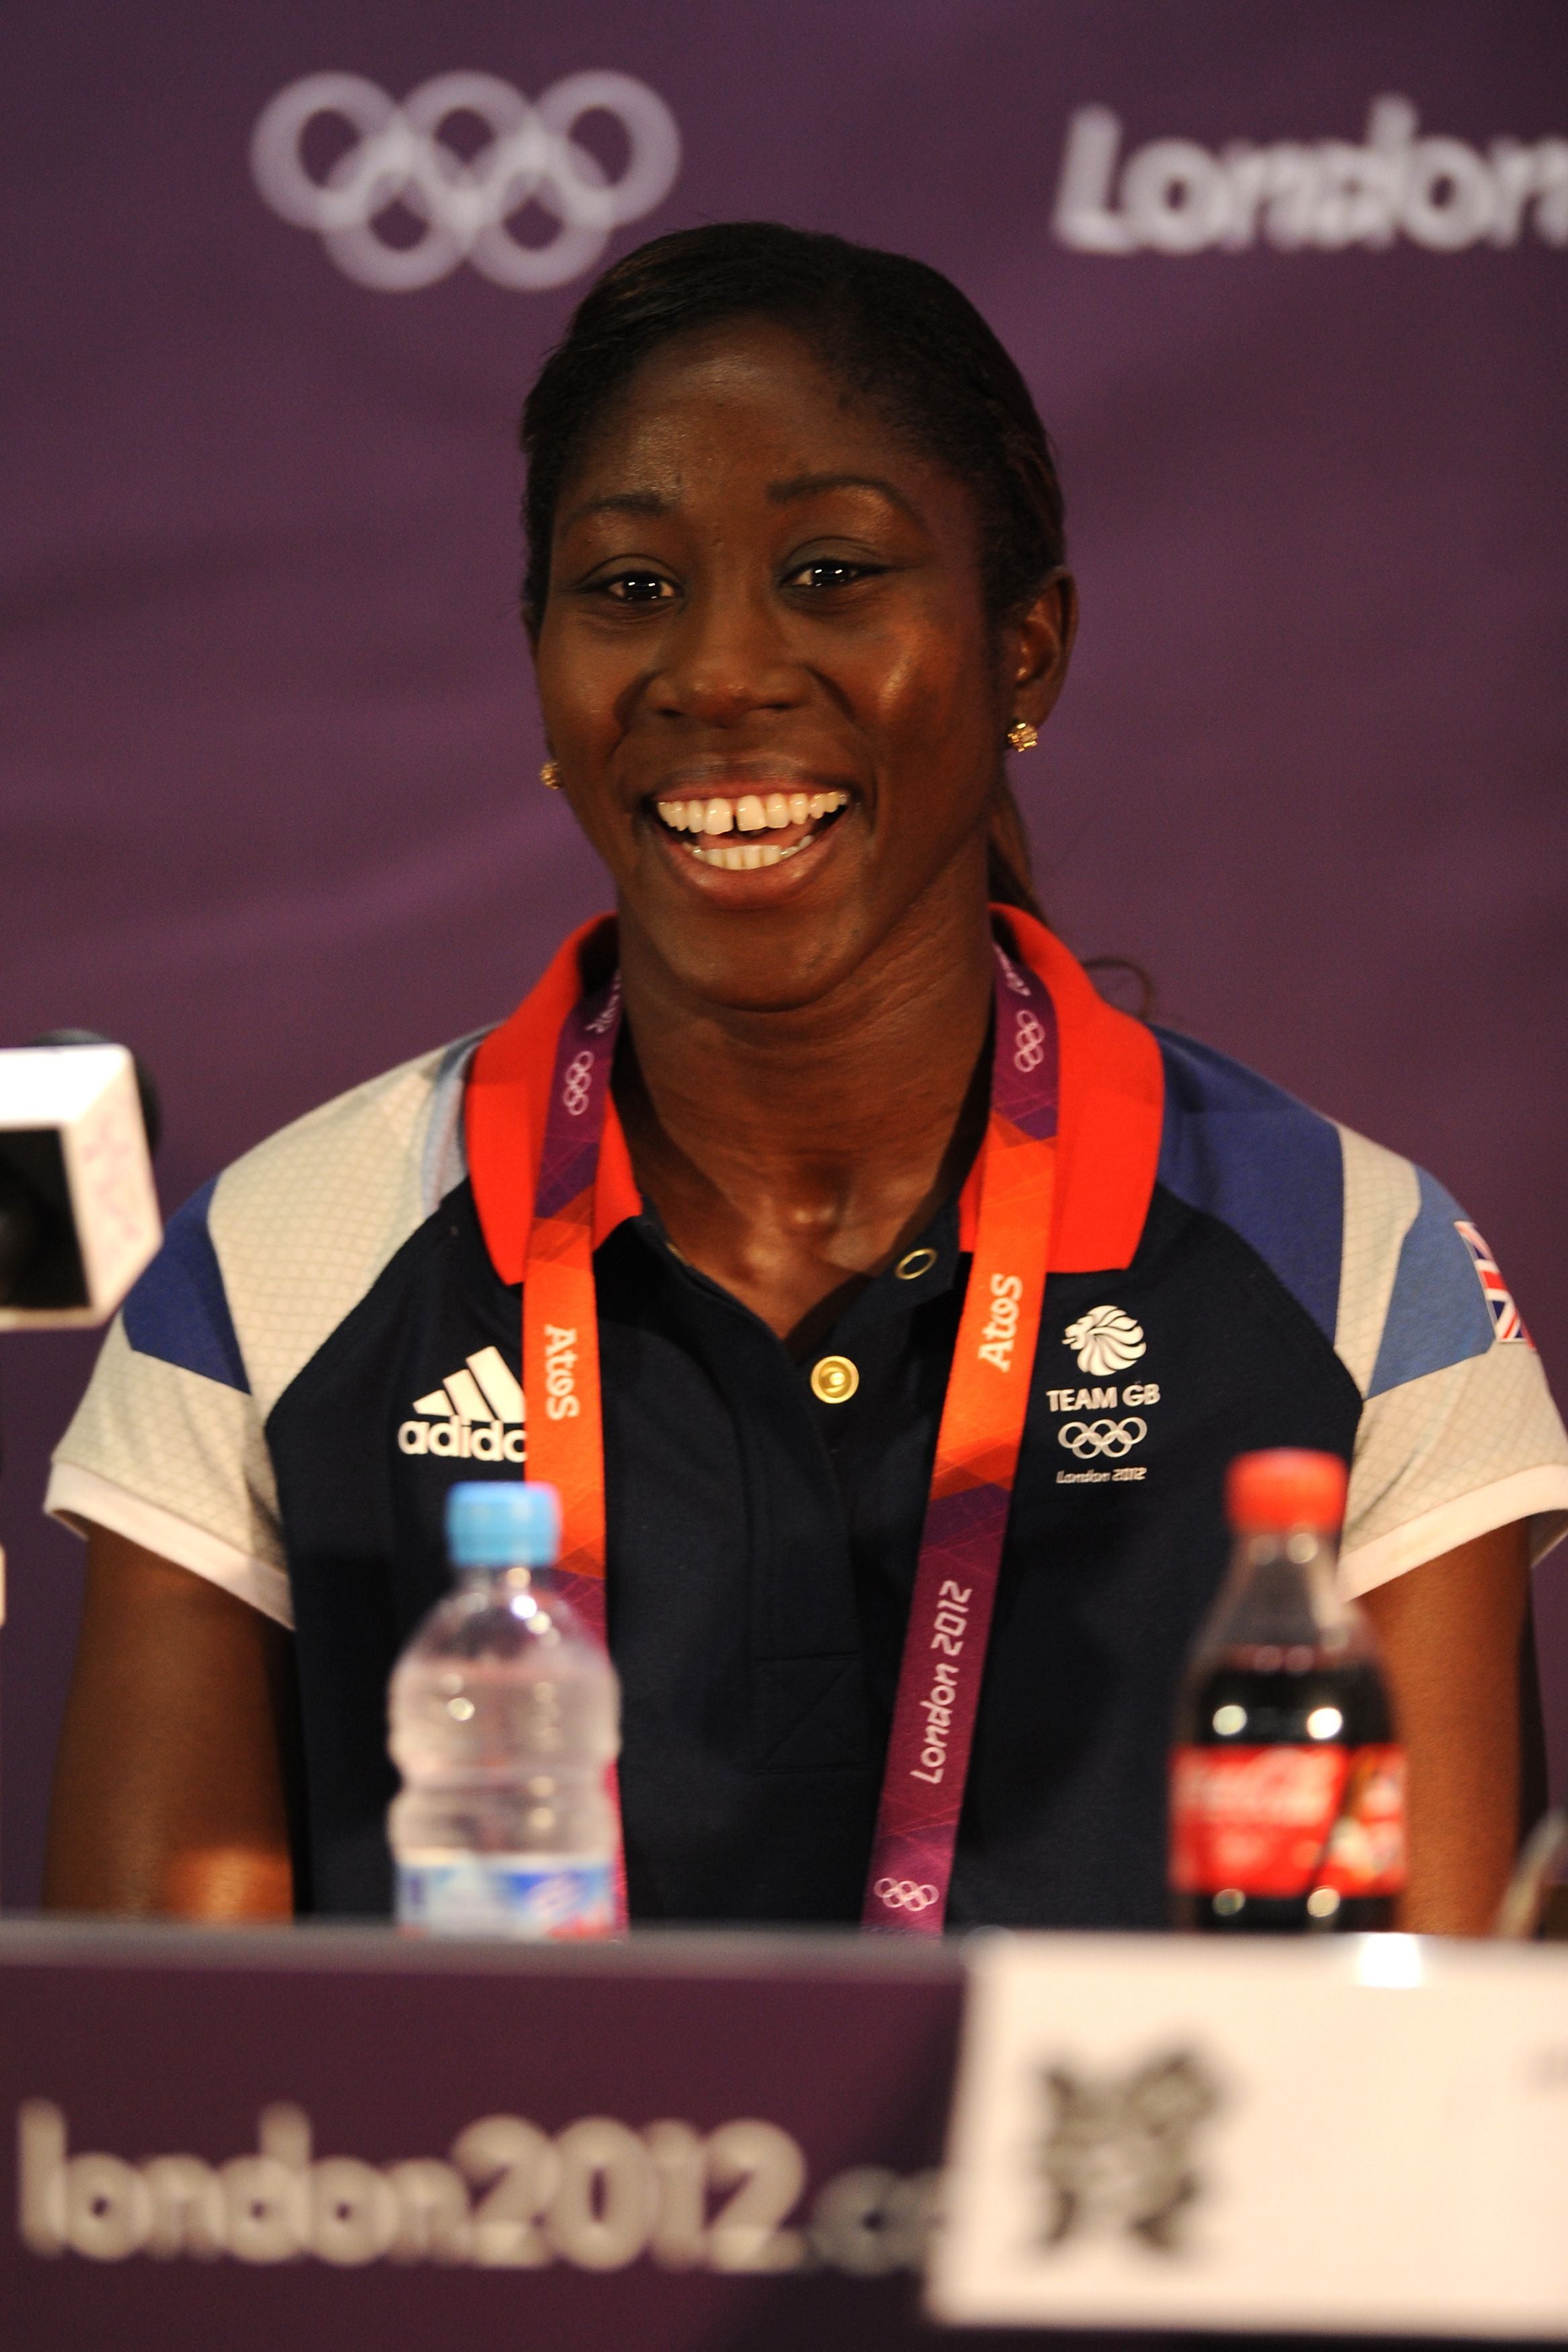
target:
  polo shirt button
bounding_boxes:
[810,1354,859,1404]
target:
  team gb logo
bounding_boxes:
[1064,1304,1146,1377]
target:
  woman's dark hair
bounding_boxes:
[520,222,1068,919]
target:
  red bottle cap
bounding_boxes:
[1226,1449,1348,1534]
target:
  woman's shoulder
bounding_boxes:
[218,1028,485,1234]
[1149,1024,1518,1402]
[126,1030,490,1422]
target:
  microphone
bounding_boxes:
[0,1033,162,1329]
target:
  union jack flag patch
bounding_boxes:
[1455,1221,1532,1347]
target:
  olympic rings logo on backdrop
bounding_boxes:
[1057,1417,1147,1460]
[873,1878,940,1913]
[1012,1009,1047,1073]
[561,1051,595,1116]
[250,71,681,292]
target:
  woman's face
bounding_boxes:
[532,318,1069,1012]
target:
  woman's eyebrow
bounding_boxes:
[558,473,920,534]
[767,471,919,519]
[560,489,672,532]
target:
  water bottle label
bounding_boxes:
[396,1853,616,1939]
[1170,1743,1405,1896]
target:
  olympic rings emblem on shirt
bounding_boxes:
[250,71,682,292]
[1057,1416,1147,1460]
[1012,1008,1048,1073]
[873,1878,941,1913]
[561,1050,596,1116]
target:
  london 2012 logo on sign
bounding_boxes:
[251,71,681,290]
[1055,95,1567,254]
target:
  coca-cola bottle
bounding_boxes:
[1171,1450,1405,1933]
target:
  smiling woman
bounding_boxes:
[40,224,1568,1939]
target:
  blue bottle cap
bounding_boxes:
[445,1481,561,1569]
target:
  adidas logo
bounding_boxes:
[396,1346,525,1462]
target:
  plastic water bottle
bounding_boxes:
[388,1481,621,1937]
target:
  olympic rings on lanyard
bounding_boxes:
[561,1052,596,1117]
[871,1878,941,1913]
[1057,1417,1147,1460]
[1012,1007,1049,1073]
[251,72,681,291]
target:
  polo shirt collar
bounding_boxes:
[465,909,1163,1286]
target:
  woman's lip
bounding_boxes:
[644,757,851,795]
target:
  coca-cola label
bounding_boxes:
[1317,1747,1407,1894]
[1170,1745,1406,1897]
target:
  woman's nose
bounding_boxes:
[647,582,803,726]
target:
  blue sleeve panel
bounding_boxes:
[121,1175,249,1393]
[1366,1166,1495,1398]
[1154,1030,1344,1343]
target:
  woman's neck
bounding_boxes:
[613,881,998,1350]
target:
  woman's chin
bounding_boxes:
[624,863,884,1015]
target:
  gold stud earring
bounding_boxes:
[539,759,563,790]
[1006,720,1039,753]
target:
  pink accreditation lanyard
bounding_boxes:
[516,937,1059,1937]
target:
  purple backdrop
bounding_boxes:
[3,0,1566,1907]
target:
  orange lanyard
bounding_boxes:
[520,943,1057,1934]
[861,945,1056,1929]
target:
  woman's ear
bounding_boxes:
[1009,570,1078,730]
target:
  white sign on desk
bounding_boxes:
[930,1933,1568,2338]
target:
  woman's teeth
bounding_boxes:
[657,789,848,834]
[653,789,850,871]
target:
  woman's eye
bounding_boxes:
[601,570,674,605]
[787,558,875,593]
